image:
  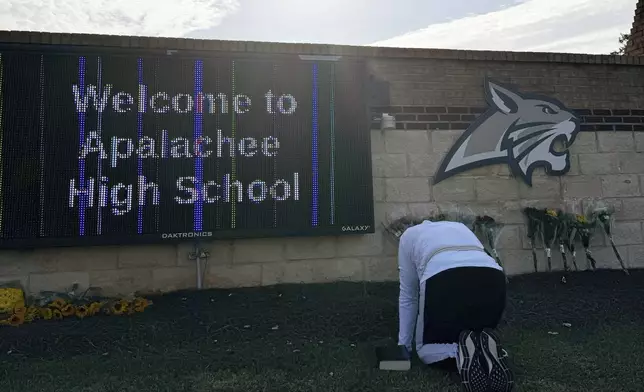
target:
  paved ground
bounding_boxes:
[1,269,643,392]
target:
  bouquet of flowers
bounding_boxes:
[541,209,560,272]
[523,207,543,273]
[591,206,629,275]
[575,213,598,271]
[0,281,24,315]
[472,216,505,271]
[555,209,573,272]
[0,282,153,328]
[558,212,580,271]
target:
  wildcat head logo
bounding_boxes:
[434,78,580,186]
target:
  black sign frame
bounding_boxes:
[0,41,375,249]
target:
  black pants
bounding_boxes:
[422,266,507,345]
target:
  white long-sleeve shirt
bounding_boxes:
[397,220,503,357]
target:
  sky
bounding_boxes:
[0,0,637,54]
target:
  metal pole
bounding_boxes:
[188,242,205,290]
[196,253,203,289]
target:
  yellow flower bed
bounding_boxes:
[0,287,153,327]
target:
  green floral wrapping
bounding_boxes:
[577,220,597,271]
[592,208,628,275]
[596,211,612,236]
[523,207,542,272]
[554,210,573,272]
[561,215,580,271]
[524,208,540,240]
[473,216,506,279]
[541,209,559,271]
[542,212,558,249]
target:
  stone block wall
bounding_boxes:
[368,56,644,276]
[1,31,644,295]
[370,110,644,276]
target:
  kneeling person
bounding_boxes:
[397,219,514,392]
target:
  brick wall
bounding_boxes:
[2,31,644,295]
[626,0,644,56]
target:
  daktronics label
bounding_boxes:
[0,45,374,248]
[161,232,213,239]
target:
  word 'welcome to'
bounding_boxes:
[73,85,298,115]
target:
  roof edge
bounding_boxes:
[1,30,643,66]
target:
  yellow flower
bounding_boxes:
[546,209,558,217]
[133,298,152,312]
[49,298,67,309]
[0,287,23,298]
[75,305,89,319]
[24,307,39,323]
[0,288,25,313]
[40,307,53,320]
[61,304,76,317]
[52,309,63,320]
[8,312,25,326]
[110,300,129,315]
[576,214,588,224]
[88,302,102,316]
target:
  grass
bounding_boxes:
[1,269,644,392]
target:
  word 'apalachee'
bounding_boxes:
[79,129,280,168]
